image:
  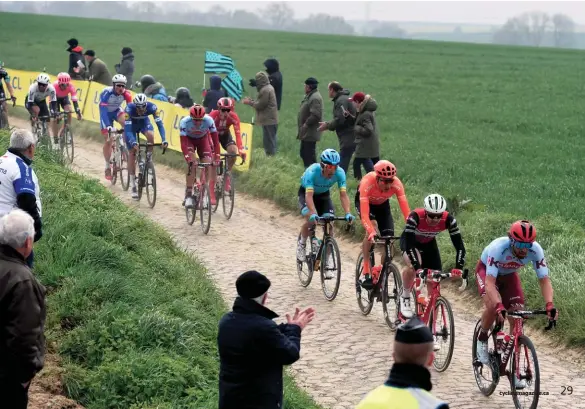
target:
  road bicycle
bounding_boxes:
[296,214,350,301]
[355,235,406,329]
[0,96,16,129]
[54,111,76,163]
[107,128,130,191]
[211,152,245,220]
[30,115,52,149]
[135,140,166,208]
[472,307,557,409]
[184,150,213,234]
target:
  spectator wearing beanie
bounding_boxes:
[66,38,85,80]
[115,47,135,88]
[217,270,315,409]
[351,91,380,180]
[297,77,323,168]
[80,50,111,86]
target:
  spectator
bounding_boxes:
[138,74,169,102]
[79,50,111,86]
[203,75,226,114]
[218,270,315,409]
[0,129,42,268]
[66,38,84,80]
[297,77,323,168]
[351,92,380,180]
[318,81,357,173]
[0,209,47,408]
[173,87,195,109]
[249,58,283,111]
[242,72,279,156]
[115,47,135,88]
[356,316,449,409]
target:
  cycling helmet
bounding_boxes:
[374,160,396,179]
[112,74,127,85]
[423,194,447,214]
[509,220,537,243]
[133,93,148,107]
[189,104,205,120]
[320,148,340,166]
[36,73,50,85]
[176,87,191,99]
[217,97,234,111]
[57,72,71,84]
[140,74,156,90]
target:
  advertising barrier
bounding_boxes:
[4,68,253,171]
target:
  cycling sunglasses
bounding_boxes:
[321,163,338,171]
[512,240,533,249]
[220,109,231,113]
[114,83,126,88]
[377,177,394,184]
[426,212,442,220]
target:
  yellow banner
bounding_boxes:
[3,68,253,172]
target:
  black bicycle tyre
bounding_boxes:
[185,192,196,225]
[145,161,157,208]
[296,233,313,287]
[222,171,236,220]
[355,253,374,315]
[511,335,540,409]
[471,319,499,396]
[200,183,212,234]
[0,108,5,129]
[119,148,130,191]
[382,262,403,330]
[211,178,221,213]
[320,237,342,301]
[430,296,455,372]
[65,127,74,163]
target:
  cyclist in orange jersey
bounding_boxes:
[356,160,410,290]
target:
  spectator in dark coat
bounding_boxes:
[79,50,111,86]
[66,38,84,80]
[218,270,315,409]
[203,75,226,113]
[351,92,380,180]
[249,58,283,110]
[172,87,195,109]
[0,209,46,408]
[242,72,279,156]
[115,47,135,88]
[319,81,357,173]
[297,77,323,168]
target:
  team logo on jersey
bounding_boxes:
[536,258,547,269]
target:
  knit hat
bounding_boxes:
[395,317,434,344]
[350,92,366,103]
[121,47,133,55]
[236,270,271,299]
[66,38,79,52]
[305,77,319,86]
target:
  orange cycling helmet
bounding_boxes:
[374,160,396,179]
[509,220,537,243]
[190,104,205,120]
[217,97,234,111]
[57,72,71,84]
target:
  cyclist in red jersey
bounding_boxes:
[400,194,466,323]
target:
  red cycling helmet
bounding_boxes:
[509,220,537,243]
[57,72,71,85]
[374,160,396,179]
[189,104,205,120]
[217,97,234,111]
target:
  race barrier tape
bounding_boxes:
[4,68,253,171]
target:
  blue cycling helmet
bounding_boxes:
[320,149,340,166]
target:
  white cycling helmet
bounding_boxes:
[133,93,148,107]
[423,194,447,214]
[112,74,127,85]
[36,73,50,85]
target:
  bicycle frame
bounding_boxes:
[309,216,347,271]
[413,269,469,324]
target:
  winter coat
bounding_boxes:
[264,59,282,111]
[115,52,135,86]
[67,46,85,80]
[144,82,169,102]
[83,57,111,86]
[203,75,227,113]
[297,88,323,142]
[251,72,278,126]
[326,89,357,150]
[354,95,380,159]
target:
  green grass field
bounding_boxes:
[0,130,320,409]
[2,11,585,346]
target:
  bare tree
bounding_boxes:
[552,13,575,47]
[527,11,550,46]
[493,11,551,47]
[370,22,406,39]
[265,2,294,29]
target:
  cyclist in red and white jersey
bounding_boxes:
[51,72,82,143]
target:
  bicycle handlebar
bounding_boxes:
[138,142,167,155]
[415,268,469,292]
[315,215,350,224]
[220,152,245,166]
[108,128,124,135]
[495,308,557,331]
[0,97,16,107]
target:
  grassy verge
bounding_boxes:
[0,128,322,409]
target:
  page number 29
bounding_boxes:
[561,386,573,395]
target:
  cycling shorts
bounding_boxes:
[475,260,525,309]
[0,88,5,100]
[298,186,334,217]
[219,131,236,150]
[100,109,124,133]
[25,100,49,118]
[57,96,71,110]
[400,237,442,270]
[181,135,212,162]
[126,120,154,149]
[354,190,394,236]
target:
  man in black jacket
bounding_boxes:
[66,38,85,80]
[0,209,47,409]
[217,270,315,409]
[249,58,283,111]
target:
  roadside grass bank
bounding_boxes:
[0,129,322,409]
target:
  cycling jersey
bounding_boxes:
[53,81,79,102]
[358,171,410,235]
[0,69,10,92]
[179,115,220,155]
[27,82,57,104]
[123,102,166,147]
[480,236,549,279]
[300,163,347,195]
[357,386,448,409]
[0,151,42,219]
[208,110,243,149]
[99,86,132,129]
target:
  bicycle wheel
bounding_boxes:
[222,171,236,220]
[110,155,118,185]
[212,177,221,213]
[137,162,145,201]
[355,252,375,315]
[199,183,212,234]
[296,234,314,287]
[185,188,197,225]
[430,296,455,372]
[320,237,341,301]
[511,335,540,409]
[119,147,130,191]
[472,319,499,396]
[145,161,157,208]
[64,126,74,163]
[382,262,403,330]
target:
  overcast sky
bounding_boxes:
[194,1,585,25]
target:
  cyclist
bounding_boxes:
[296,148,354,277]
[475,220,557,388]
[124,93,168,199]
[25,73,58,134]
[355,160,411,290]
[400,194,466,324]
[99,74,132,181]
[52,72,82,144]
[0,60,17,128]
[179,104,220,209]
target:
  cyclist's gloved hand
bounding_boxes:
[132,142,139,151]
[345,213,355,223]
[451,268,463,276]
[10,95,16,102]
[162,141,169,148]
[546,302,558,320]
[308,214,319,224]
[367,229,376,242]
[238,148,247,162]
[495,302,507,323]
[107,126,115,133]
